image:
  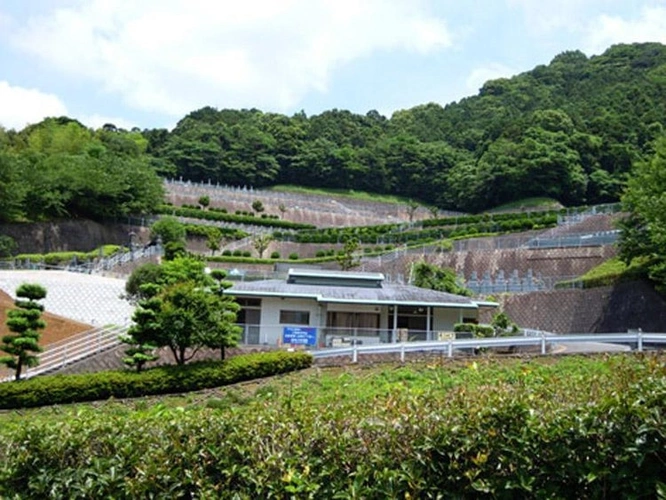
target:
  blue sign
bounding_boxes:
[283,326,317,346]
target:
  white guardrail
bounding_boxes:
[310,332,666,362]
[2,329,664,382]
[1,323,130,382]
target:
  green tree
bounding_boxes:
[619,137,666,292]
[124,257,240,365]
[336,237,361,271]
[125,256,214,302]
[121,336,158,373]
[0,283,47,380]
[207,233,221,256]
[198,195,210,210]
[252,233,273,258]
[150,217,187,260]
[124,263,165,302]
[127,280,240,365]
[405,200,420,223]
[150,216,186,245]
[0,152,26,222]
[411,261,472,297]
[490,311,519,337]
[251,200,265,214]
[0,235,17,258]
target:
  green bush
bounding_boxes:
[0,355,663,498]
[0,351,313,410]
[270,251,280,259]
[288,253,299,260]
[454,323,494,337]
[156,205,314,230]
[12,246,124,266]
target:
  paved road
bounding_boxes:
[0,270,133,327]
[553,341,631,354]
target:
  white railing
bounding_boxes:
[1,323,130,382]
[310,332,666,362]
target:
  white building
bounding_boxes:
[225,268,496,347]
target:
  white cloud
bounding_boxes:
[466,63,517,94]
[0,81,68,130]
[12,0,452,117]
[583,6,666,55]
[506,0,596,34]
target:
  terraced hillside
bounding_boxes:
[164,180,439,228]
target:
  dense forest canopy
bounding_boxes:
[0,118,164,222]
[1,42,665,222]
[146,42,666,211]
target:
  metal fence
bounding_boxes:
[1,324,129,382]
[311,331,666,362]
[0,244,162,274]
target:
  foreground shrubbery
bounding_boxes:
[0,354,664,498]
[0,351,312,409]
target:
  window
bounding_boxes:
[237,298,262,308]
[279,310,310,325]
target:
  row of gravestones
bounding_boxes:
[466,269,547,294]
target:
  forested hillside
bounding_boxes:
[1,42,665,222]
[0,118,164,223]
[144,42,666,211]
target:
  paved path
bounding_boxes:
[554,341,631,354]
[0,270,133,327]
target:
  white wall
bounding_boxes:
[433,307,477,333]
[259,297,320,345]
[253,297,479,345]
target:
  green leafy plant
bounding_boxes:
[0,283,47,380]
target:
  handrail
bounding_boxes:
[311,332,666,362]
[1,323,130,382]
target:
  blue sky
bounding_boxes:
[1,0,665,131]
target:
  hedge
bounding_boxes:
[0,351,313,409]
[156,205,315,230]
[11,245,124,266]
[0,354,663,498]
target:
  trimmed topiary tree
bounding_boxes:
[0,283,47,381]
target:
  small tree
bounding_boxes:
[278,203,287,219]
[427,205,439,219]
[121,335,158,373]
[151,216,186,246]
[491,311,519,337]
[198,195,210,210]
[0,235,17,258]
[251,200,265,214]
[337,237,361,271]
[207,269,241,360]
[0,283,47,380]
[405,200,419,223]
[207,233,221,256]
[412,261,472,296]
[163,240,187,261]
[123,258,241,365]
[252,233,273,259]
